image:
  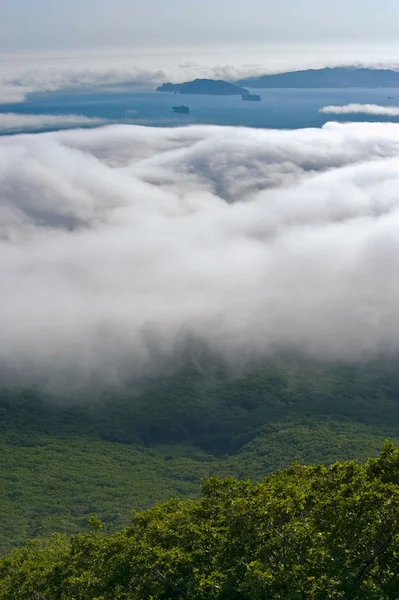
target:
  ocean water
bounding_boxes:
[1,86,399,134]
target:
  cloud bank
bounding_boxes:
[0,51,266,105]
[0,113,108,133]
[1,49,399,105]
[320,103,399,116]
[2,121,399,387]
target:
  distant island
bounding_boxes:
[157,68,399,94]
[236,67,399,88]
[157,78,249,95]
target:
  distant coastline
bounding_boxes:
[157,67,399,94]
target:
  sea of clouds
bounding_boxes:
[2,121,399,387]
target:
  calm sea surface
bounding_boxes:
[1,86,399,134]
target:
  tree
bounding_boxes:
[2,443,399,599]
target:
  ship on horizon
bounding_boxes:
[173,105,190,114]
[242,93,261,102]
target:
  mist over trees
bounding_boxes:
[2,357,399,553]
[3,121,399,593]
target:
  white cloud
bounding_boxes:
[2,121,399,387]
[320,103,399,116]
[0,57,167,104]
[0,113,108,133]
[0,50,264,105]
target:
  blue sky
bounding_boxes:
[1,0,399,51]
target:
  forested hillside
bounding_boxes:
[2,442,399,599]
[2,358,399,553]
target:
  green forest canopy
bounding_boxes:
[2,442,399,599]
[2,358,399,552]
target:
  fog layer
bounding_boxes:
[0,113,108,133]
[320,104,399,116]
[2,122,399,385]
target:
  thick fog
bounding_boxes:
[320,104,399,116]
[0,113,108,133]
[2,122,399,387]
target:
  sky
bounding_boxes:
[1,0,399,52]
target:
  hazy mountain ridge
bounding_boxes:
[238,66,399,88]
[157,68,399,93]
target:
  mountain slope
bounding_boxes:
[3,443,399,599]
[2,359,399,552]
